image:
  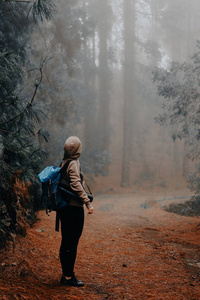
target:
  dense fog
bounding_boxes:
[17,0,200,192]
[31,0,200,192]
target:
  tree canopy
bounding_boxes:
[153,41,200,195]
[153,41,200,159]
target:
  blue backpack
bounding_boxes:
[38,160,93,231]
[38,161,80,214]
[38,165,65,212]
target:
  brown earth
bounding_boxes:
[1,189,200,300]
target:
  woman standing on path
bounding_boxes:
[59,136,94,287]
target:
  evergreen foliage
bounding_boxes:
[153,41,200,196]
[0,0,54,248]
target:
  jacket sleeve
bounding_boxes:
[68,160,90,206]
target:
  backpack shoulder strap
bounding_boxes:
[59,159,73,175]
[55,160,73,232]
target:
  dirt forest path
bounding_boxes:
[1,190,200,300]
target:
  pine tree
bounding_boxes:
[153,41,200,201]
[0,0,54,248]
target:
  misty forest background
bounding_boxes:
[1,0,200,247]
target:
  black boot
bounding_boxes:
[60,273,84,287]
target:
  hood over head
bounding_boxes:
[63,136,82,159]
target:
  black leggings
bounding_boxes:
[59,205,84,277]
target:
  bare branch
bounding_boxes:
[135,9,162,18]
[0,59,45,127]
[30,67,43,105]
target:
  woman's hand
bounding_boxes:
[88,206,94,214]
[86,202,94,214]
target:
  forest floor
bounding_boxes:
[1,189,200,300]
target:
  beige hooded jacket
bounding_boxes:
[61,136,92,208]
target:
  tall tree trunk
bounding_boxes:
[121,0,136,187]
[82,1,97,153]
[96,0,112,173]
[83,42,95,151]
